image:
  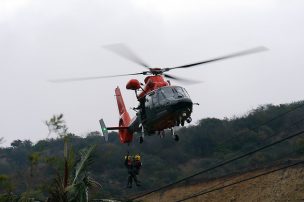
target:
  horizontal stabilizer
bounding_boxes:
[107,126,129,130]
[99,119,129,142]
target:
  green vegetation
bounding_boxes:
[0,101,304,201]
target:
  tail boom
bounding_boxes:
[115,87,133,143]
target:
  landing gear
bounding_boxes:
[177,116,182,126]
[139,136,144,144]
[176,115,192,126]
[170,128,179,142]
[139,124,145,144]
[158,130,165,138]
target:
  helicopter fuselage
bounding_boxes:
[128,85,193,135]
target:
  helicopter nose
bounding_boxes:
[171,97,193,110]
[169,97,193,126]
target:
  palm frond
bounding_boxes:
[67,182,88,202]
[72,145,96,184]
[49,173,67,202]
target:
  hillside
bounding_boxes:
[0,101,304,201]
[141,165,304,202]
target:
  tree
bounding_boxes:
[28,152,40,191]
[10,140,32,148]
[46,114,69,188]
[11,140,22,148]
[45,114,101,201]
[67,145,101,201]
[0,175,13,193]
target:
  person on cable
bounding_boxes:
[133,154,142,175]
[124,153,141,188]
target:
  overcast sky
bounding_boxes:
[1,0,303,146]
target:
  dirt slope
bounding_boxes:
[139,165,304,202]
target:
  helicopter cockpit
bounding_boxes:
[139,86,193,130]
[145,86,190,106]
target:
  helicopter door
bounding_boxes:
[144,91,159,120]
[158,88,168,106]
[152,91,160,109]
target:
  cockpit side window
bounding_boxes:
[152,91,158,105]
[145,94,153,108]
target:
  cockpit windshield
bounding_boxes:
[146,86,190,107]
[160,87,175,98]
[159,86,190,99]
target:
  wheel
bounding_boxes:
[139,136,144,144]
[186,117,192,123]
[174,135,179,142]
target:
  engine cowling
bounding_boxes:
[126,79,141,90]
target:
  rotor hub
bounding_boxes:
[149,68,164,75]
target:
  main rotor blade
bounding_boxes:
[49,72,148,83]
[165,46,268,71]
[104,43,150,69]
[164,74,202,84]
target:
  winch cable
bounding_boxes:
[176,159,304,202]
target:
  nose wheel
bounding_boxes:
[170,128,179,142]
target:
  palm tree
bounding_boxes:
[67,145,101,201]
[46,114,69,188]
[46,114,101,201]
[28,152,40,191]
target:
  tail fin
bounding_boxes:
[115,87,128,116]
[115,87,133,143]
[99,119,109,142]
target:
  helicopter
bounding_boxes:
[51,44,267,144]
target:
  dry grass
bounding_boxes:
[138,166,304,202]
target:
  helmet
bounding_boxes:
[134,154,141,161]
[125,155,132,160]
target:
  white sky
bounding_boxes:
[0,0,303,146]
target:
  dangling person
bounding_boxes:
[124,154,133,188]
[134,154,142,175]
[124,154,141,188]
